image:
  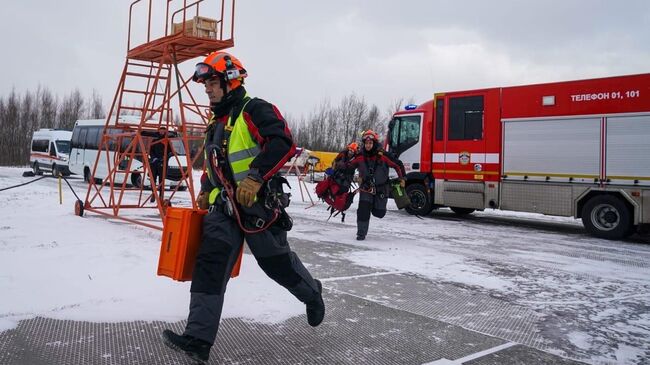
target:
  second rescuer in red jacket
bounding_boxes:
[349,130,406,240]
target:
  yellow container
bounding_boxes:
[308,151,339,172]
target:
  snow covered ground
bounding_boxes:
[0,167,305,333]
[1,166,649,364]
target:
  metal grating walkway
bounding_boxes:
[0,239,588,365]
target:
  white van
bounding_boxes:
[69,119,188,190]
[30,129,73,176]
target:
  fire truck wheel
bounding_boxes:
[450,207,475,216]
[405,183,433,216]
[74,199,84,217]
[581,195,632,240]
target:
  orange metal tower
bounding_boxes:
[75,0,236,230]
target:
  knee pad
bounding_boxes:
[191,242,234,295]
[372,209,386,218]
[257,253,302,288]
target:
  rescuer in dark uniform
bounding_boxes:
[162,51,325,364]
[349,130,405,240]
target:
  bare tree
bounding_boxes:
[386,97,405,120]
[365,104,383,136]
[57,89,85,130]
[19,90,38,166]
[307,99,333,151]
[1,90,20,165]
[0,87,413,166]
[349,94,368,144]
[286,93,402,152]
[88,89,105,119]
[39,87,58,129]
[0,96,6,165]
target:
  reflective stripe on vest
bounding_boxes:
[226,97,259,185]
[204,96,259,204]
[208,186,222,204]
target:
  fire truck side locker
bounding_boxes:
[497,74,650,239]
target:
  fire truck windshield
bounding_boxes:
[388,115,421,156]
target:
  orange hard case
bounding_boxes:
[158,207,243,281]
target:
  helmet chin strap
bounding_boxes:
[219,76,228,98]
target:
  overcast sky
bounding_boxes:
[1,0,649,119]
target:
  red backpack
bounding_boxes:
[315,176,356,221]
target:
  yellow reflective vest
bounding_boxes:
[205,97,261,204]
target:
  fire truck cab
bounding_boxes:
[387,73,650,239]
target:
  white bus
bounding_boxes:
[30,129,73,176]
[69,119,188,190]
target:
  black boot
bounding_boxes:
[356,219,369,241]
[162,329,211,363]
[306,280,325,327]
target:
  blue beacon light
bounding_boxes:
[404,104,418,110]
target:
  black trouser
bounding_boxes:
[184,206,320,344]
[356,188,388,238]
[151,159,163,190]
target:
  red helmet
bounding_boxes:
[192,51,247,89]
[361,130,379,142]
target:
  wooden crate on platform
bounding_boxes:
[172,16,218,39]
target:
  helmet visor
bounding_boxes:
[362,133,376,142]
[192,63,219,83]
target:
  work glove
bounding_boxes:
[399,178,406,188]
[197,191,210,210]
[236,175,263,208]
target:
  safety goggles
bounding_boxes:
[192,63,220,83]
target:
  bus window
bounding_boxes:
[85,127,100,149]
[170,139,187,155]
[71,128,81,149]
[106,128,121,152]
[77,128,88,150]
[121,136,133,153]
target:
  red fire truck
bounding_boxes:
[386,73,650,239]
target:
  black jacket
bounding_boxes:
[201,87,296,192]
[149,135,167,162]
[349,148,405,188]
[333,149,355,169]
